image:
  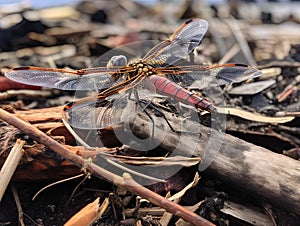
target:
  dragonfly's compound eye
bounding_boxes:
[108,55,127,67]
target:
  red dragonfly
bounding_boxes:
[5,18,261,130]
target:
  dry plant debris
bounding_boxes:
[0,1,299,225]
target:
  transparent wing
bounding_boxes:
[63,81,155,130]
[143,19,208,66]
[5,66,124,91]
[64,53,155,130]
[164,64,262,90]
[211,64,262,85]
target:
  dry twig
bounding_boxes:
[11,185,25,226]
[0,139,25,201]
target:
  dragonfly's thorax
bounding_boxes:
[128,60,154,78]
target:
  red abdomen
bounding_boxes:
[147,75,212,112]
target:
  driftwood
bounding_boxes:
[0,105,299,216]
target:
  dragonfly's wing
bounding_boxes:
[5,66,122,91]
[165,64,262,90]
[63,59,156,130]
[211,64,262,85]
[143,19,208,66]
[63,82,155,130]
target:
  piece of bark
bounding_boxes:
[0,140,78,181]
[14,106,63,122]
[220,201,274,226]
[0,106,78,181]
[0,132,117,181]
[0,109,117,181]
[13,106,120,146]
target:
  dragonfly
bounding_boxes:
[5,18,262,131]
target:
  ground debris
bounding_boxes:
[0,1,299,225]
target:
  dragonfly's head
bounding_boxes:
[107,55,127,67]
[108,55,128,81]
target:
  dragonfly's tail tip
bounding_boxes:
[209,105,217,112]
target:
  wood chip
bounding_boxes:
[228,79,276,95]
[217,107,294,123]
[64,197,110,226]
[221,201,274,226]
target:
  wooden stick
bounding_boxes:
[0,139,25,201]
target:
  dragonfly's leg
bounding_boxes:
[147,102,177,133]
[130,88,178,133]
[148,101,204,135]
[128,89,178,134]
[141,107,155,138]
[127,89,155,137]
[127,88,139,102]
